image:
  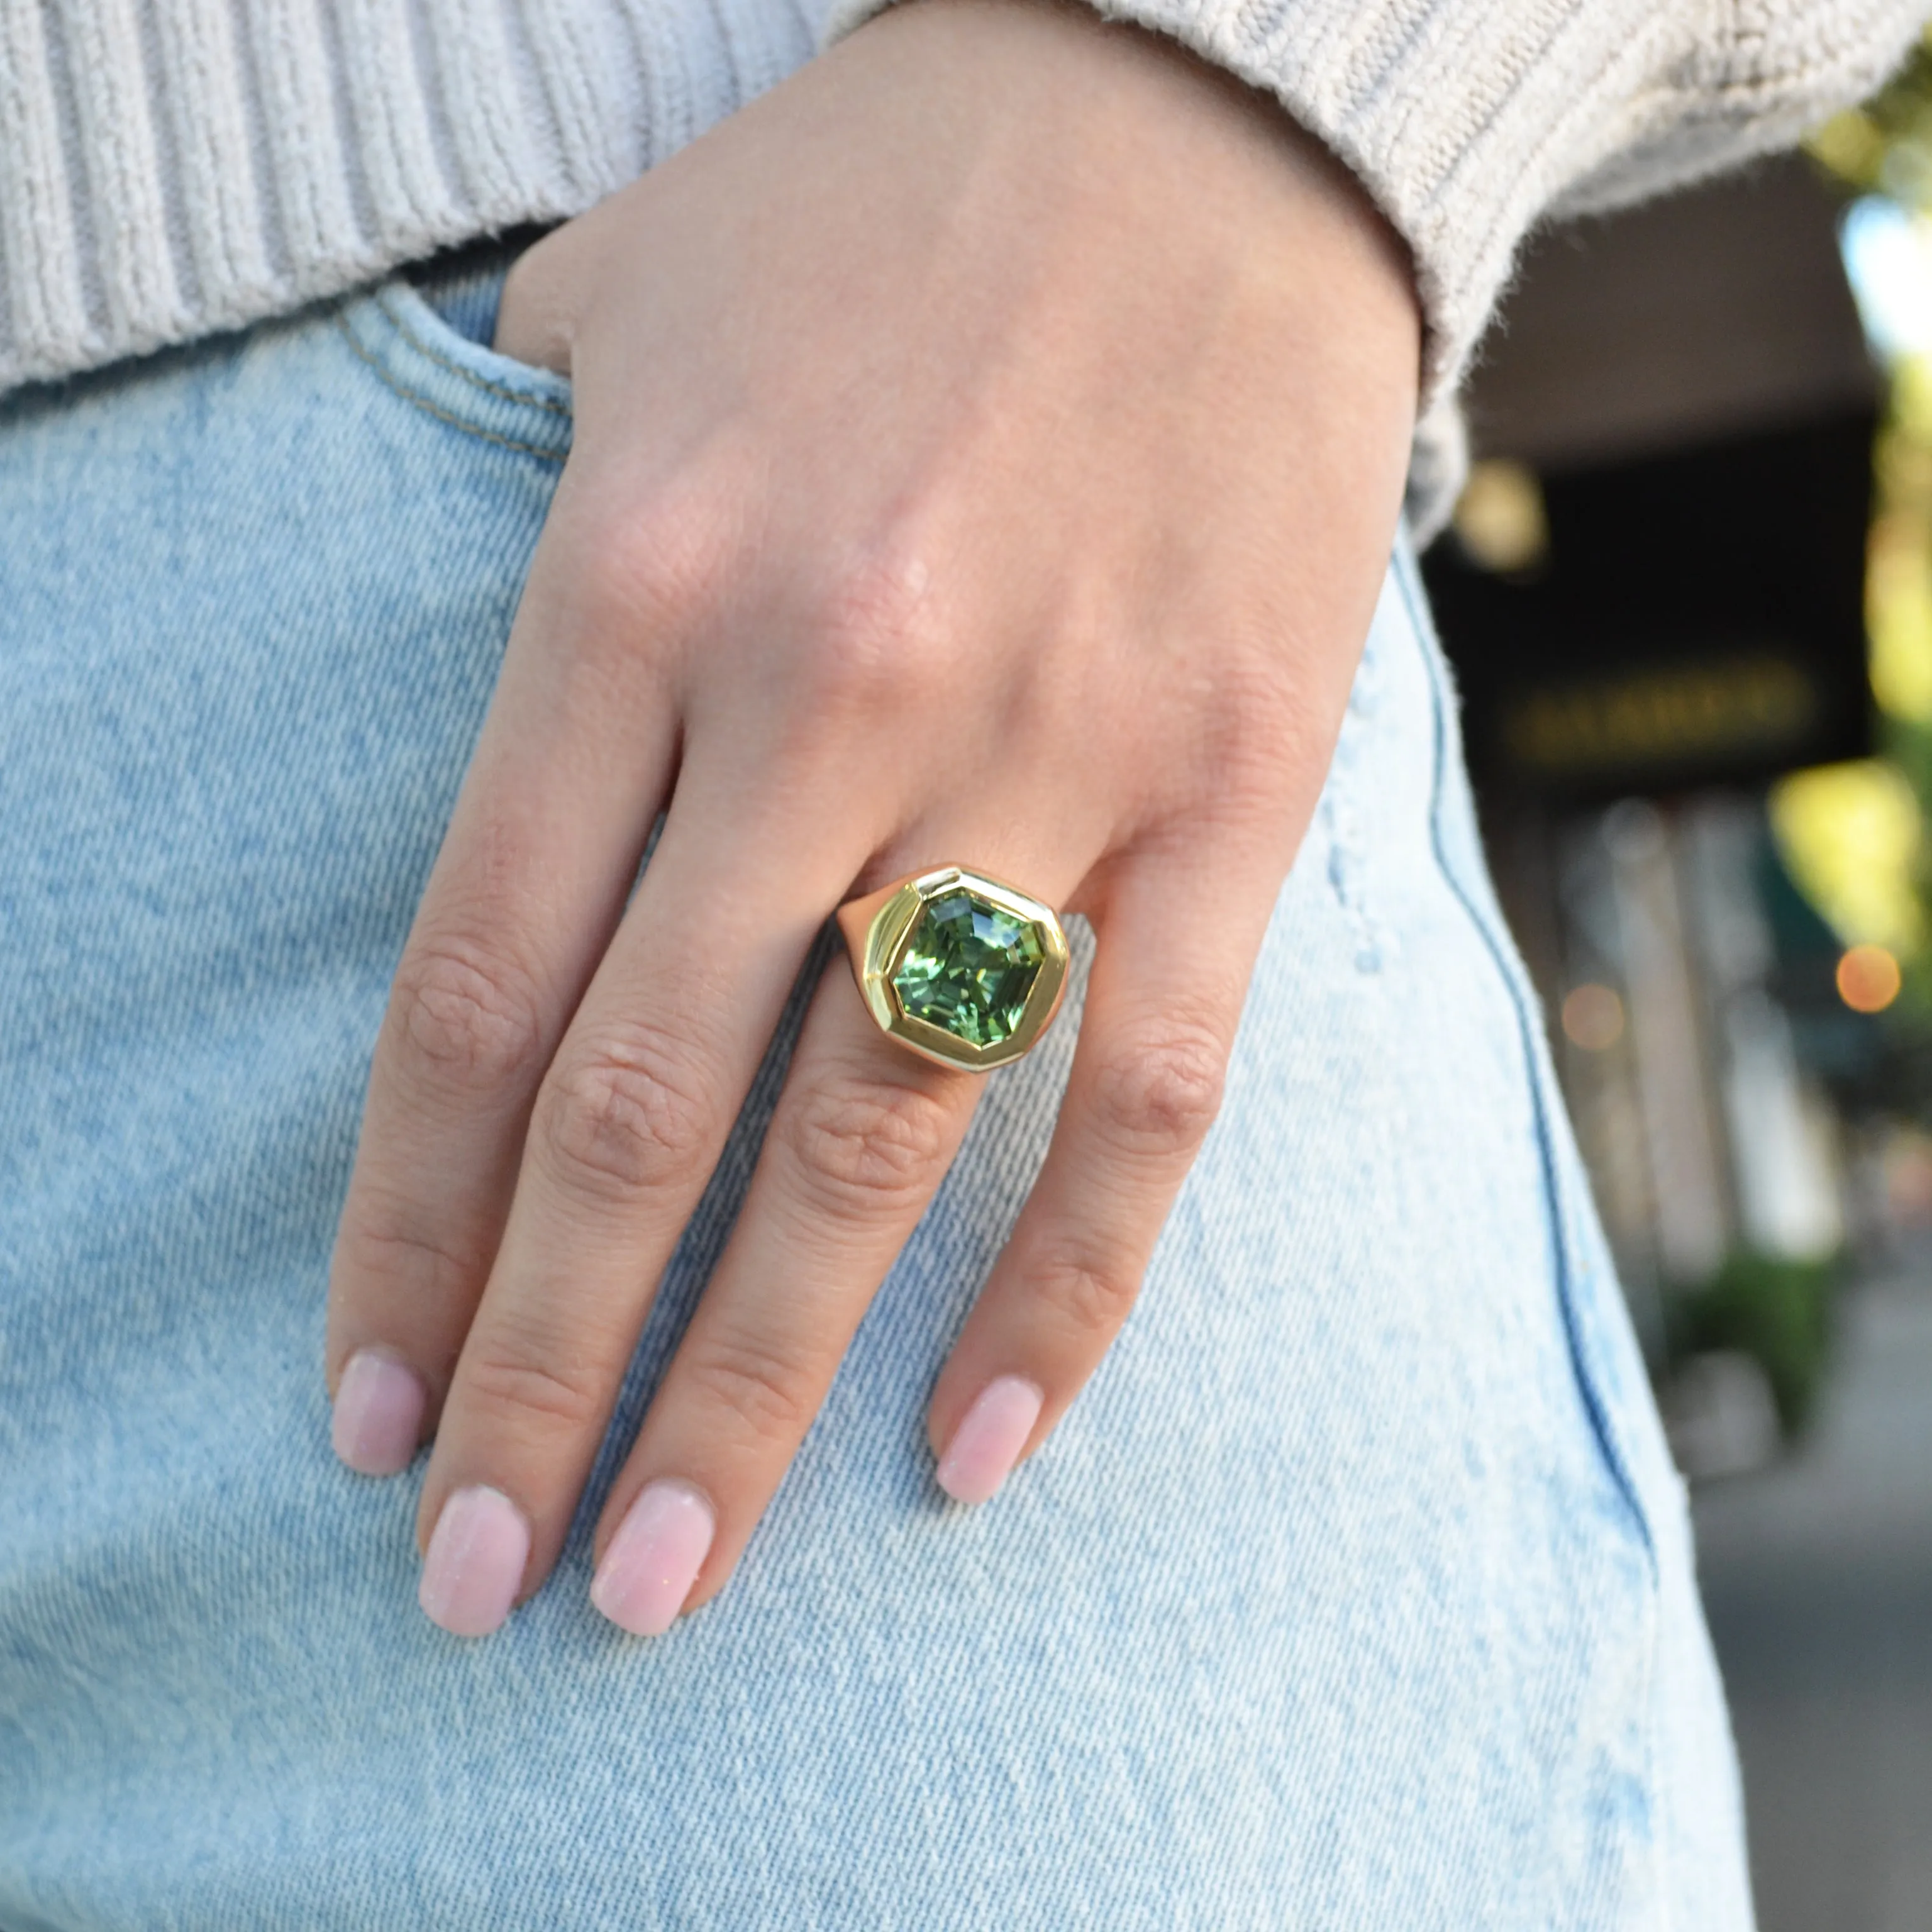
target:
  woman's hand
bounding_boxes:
[324,0,1419,1638]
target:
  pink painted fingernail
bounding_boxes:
[331,1349,426,1476]
[418,1486,530,1638]
[936,1375,1043,1506]
[591,1480,715,1638]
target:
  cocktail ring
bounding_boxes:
[836,866,1070,1072]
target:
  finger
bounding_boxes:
[926,842,1274,1505]
[325,512,682,1474]
[582,958,982,1635]
[411,785,871,1633]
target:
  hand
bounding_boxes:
[324,0,1419,1638]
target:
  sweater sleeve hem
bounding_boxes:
[821,0,1921,432]
[820,0,1707,415]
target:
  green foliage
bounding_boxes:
[1811,34,1932,203]
[1670,1250,1841,1436]
[1799,35,1932,1037]
[1885,718,1932,1021]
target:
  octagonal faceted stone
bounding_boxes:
[892,888,1046,1049]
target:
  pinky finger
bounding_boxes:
[926,848,1274,1504]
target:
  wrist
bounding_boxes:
[844,0,1421,417]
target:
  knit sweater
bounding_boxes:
[0,0,1921,422]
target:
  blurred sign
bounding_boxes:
[1424,411,1875,801]
[1501,657,1815,779]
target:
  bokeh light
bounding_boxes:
[1770,760,1924,954]
[1452,460,1550,574]
[1840,196,1932,360]
[1865,501,1932,721]
[1561,982,1626,1050]
[1838,942,1904,1012]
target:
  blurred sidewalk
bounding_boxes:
[1694,1258,1932,1932]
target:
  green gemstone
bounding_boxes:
[892,889,1045,1048]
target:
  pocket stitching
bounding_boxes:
[1394,536,1661,1577]
[333,313,568,465]
[373,287,571,418]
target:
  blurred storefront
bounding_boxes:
[1423,152,1889,1468]
[1431,73,1932,1926]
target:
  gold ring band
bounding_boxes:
[836,865,1070,1072]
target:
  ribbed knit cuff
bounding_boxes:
[3,0,1921,514]
[0,0,816,394]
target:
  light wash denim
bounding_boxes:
[0,262,1753,1931]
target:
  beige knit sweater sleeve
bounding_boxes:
[828,0,1929,404]
[0,0,1921,420]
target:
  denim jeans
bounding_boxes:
[0,267,1753,1930]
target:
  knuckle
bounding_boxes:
[337,1214,483,1306]
[780,1074,957,1217]
[1036,1245,1141,1340]
[461,1338,607,1434]
[535,1027,715,1202]
[569,479,733,643]
[1221,677,1338,822]
[389,938,547,1093]
[1091,1023,1227,1158]
[804,543,951,709]
[1212,706,1289,796]
[682,1328,816,1444]
[1165,642,1306,786]
[1202,679,1297,792]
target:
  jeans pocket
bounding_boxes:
[334,275,573,467]
[1392,537,1679,1566]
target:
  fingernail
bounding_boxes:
[331,1349,426,1477]
[591,1480,716,1638]
[418,1486,530,1638]
[936,1375,1043,1506]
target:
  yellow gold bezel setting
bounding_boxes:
[836,867,1070,1072]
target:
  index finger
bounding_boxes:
[325,538,682,1472]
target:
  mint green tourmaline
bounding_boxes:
[891,890,1045,1048]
